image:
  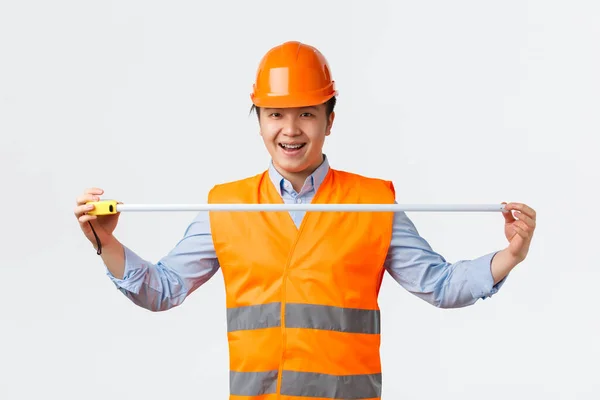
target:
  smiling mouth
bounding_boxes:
[279,143,306,150]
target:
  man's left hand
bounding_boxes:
[501,202,537,262]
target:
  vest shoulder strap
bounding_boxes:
[208,172,266,203]
[329,169,396,201]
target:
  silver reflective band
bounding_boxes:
[230,370,278,396]
[229,370,382,398]
[285,303,380,334]
[280,370,382,399]
[227,302,281,332]
[226,302,380,334]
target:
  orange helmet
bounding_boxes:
[250,41,337,108]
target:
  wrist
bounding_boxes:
[491,248,522,284]
[88,224,117,255]
[97,233,118,250]
[97,234,126,280]
[502,247,525,266]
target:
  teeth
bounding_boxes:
[281,143,303,149]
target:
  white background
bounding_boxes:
[1,1,598,399]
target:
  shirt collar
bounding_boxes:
[268,154,330,195]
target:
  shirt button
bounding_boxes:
[296,198,303,203]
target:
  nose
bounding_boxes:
[281,115,301,136]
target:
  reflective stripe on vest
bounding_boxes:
[230,370,382,398]
[209,168,396,399]
[227,302,380,334]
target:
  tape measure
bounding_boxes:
[85,200,507,215]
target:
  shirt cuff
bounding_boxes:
[463,251,508,300]
[105,245,148,295]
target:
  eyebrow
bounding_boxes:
[263,107,319,112]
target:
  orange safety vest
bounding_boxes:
[208,168,396,399]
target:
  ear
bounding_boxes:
[325,111,335,136]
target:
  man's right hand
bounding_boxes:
[74,187,121,247]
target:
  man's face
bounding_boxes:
[259,104,335,177]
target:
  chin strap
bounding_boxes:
[88,221,102,255]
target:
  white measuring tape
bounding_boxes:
[84,200,507,255]
[86,200,507,215]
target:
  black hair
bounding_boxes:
[249,96,337,120]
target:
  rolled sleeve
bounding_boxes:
[105,245,149,295]
[455,250,507,300]
[102,211,220,311]
[384,208,508,309]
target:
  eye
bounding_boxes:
[300,112,313,117]
[269,112,282,118]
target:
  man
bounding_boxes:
[74,41,536,399]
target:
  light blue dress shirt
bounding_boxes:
[106,155,506,311]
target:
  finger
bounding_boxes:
[521,204,536,219]
[514,211,536,229]
[78,214,97,223]
[85,187,104,195]
[510,224,528,244]
[501,202,516,223]
[76,193,101,205]
[74,203,95,217]
[513,220,532,238]
[506,202,536,220]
